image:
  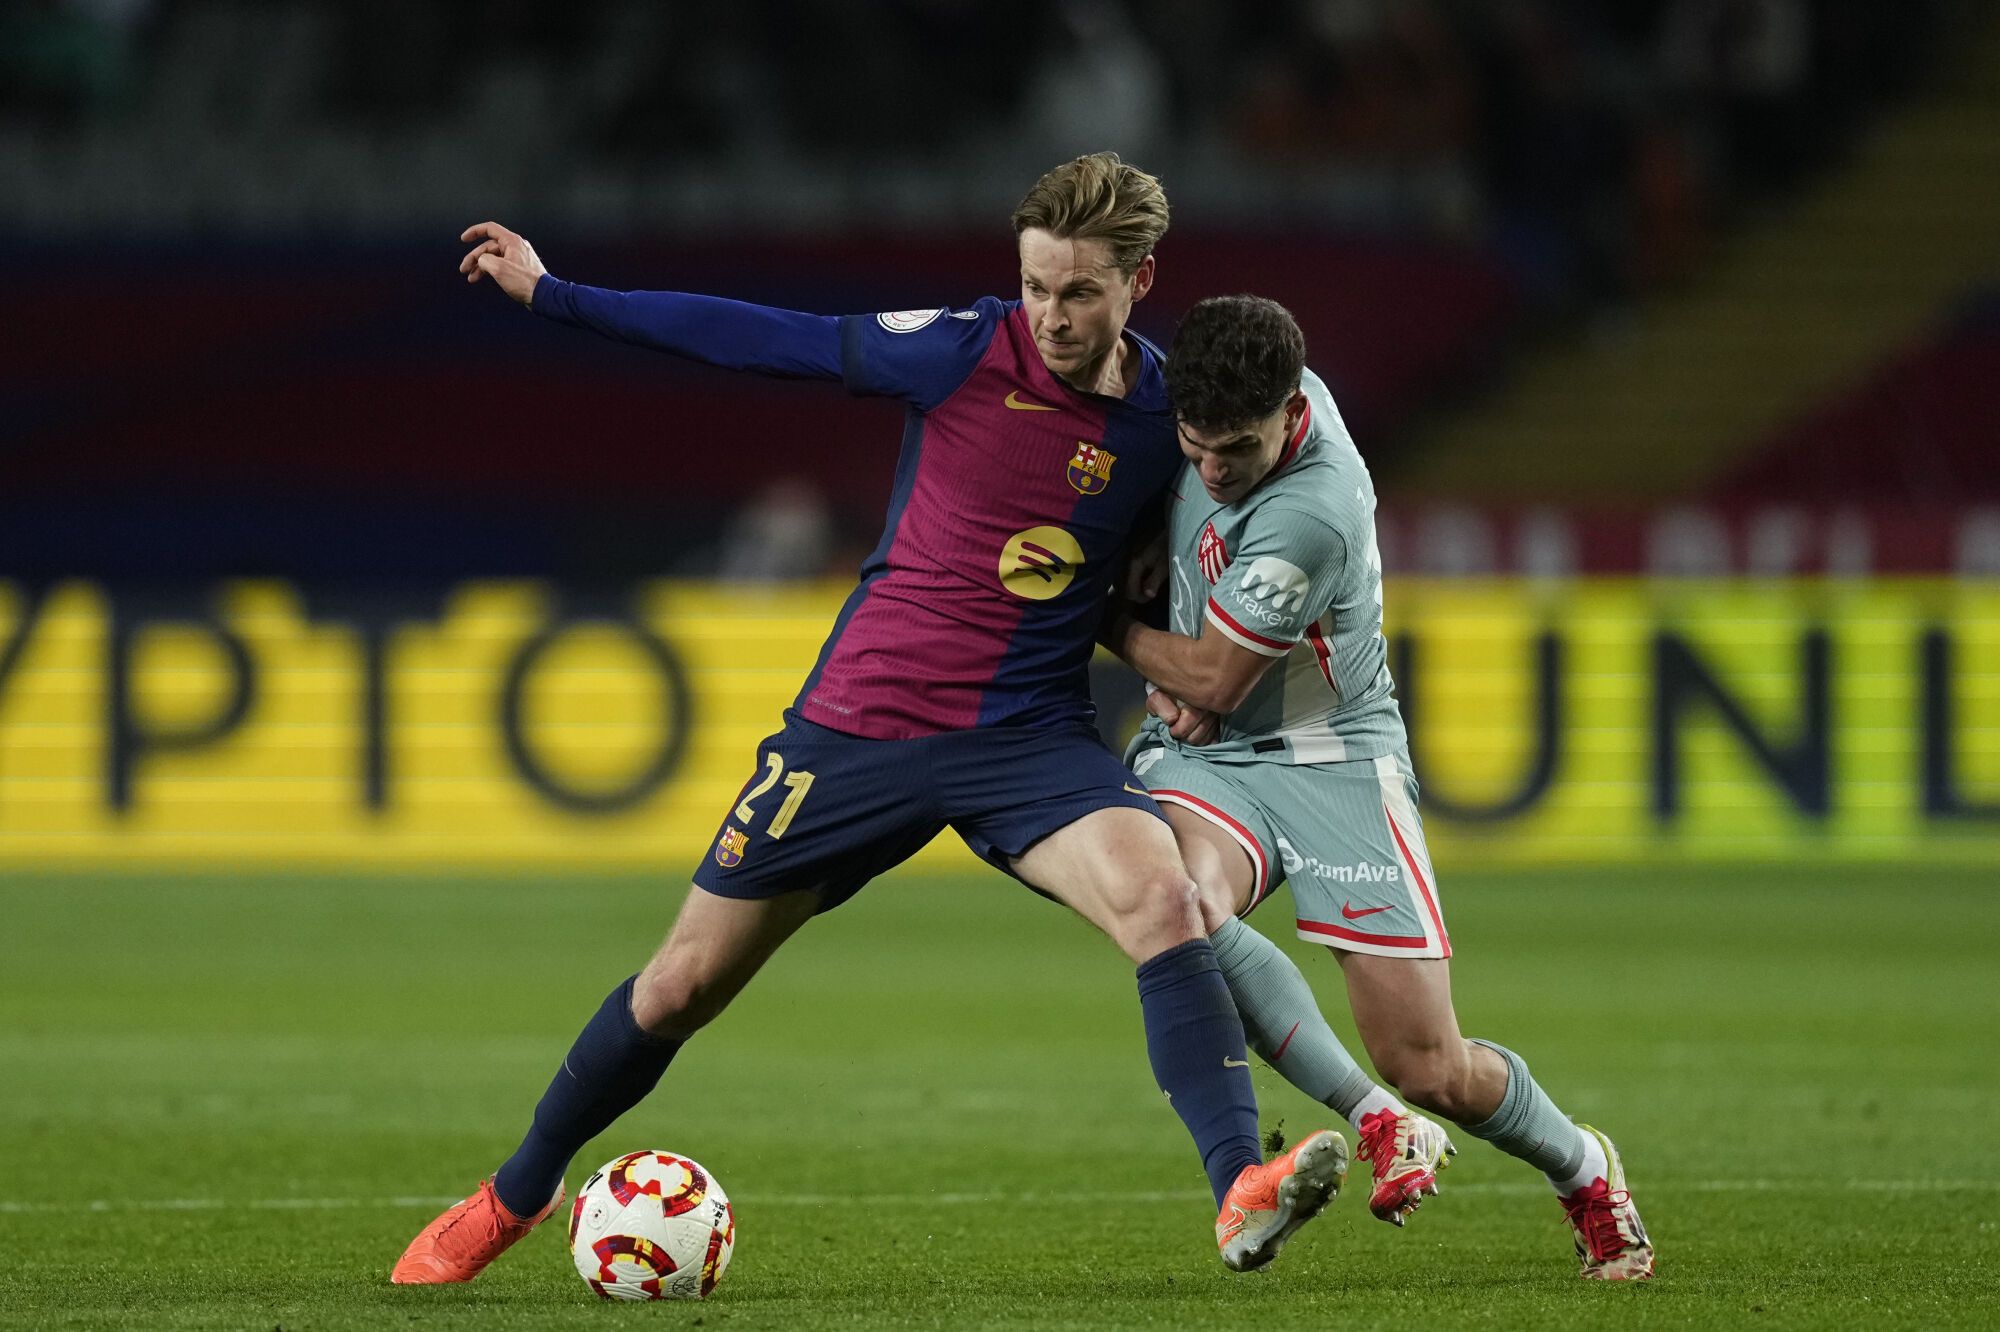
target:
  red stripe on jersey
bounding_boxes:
[1268,399,1313,479]
[1304,621,1336,691]
[1208,598,1291,651]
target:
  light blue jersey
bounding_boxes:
[1144,368,1405,765]
[1130,370,1444,956]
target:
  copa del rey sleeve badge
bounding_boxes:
[1066,441,1116,495]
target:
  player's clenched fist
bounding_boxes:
[1146,687,1220,746]
[458,221,548,307]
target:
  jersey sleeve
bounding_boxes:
[835,297,1007,411]
[1203,506,1348,657]
[531,277,845,379]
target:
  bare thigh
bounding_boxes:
[1162,803,1258,931]
[1010,806,1202,964]
[1337,951,1464,1060]
[1335,949,1506,1121]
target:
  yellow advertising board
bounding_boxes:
[0,579,1994,867]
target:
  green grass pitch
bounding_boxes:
[2,864,1995,1329]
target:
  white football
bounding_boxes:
[568,1150,735,1300]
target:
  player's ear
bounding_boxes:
[1128,254,1156,303]
[1285,388,1307,430]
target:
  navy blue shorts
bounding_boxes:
[691,709,1163,911]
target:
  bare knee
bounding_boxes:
[1378,1040,1479,1121]
[622,884,814,1039]
[630,960,727,1040]
[1106,869,1204,964]
[1194,874,1238,935]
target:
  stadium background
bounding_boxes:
[3,3,1998,1328]
[7,0,1995,868]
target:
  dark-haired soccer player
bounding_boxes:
[1103,295,1654,1280]
[390,157,1346,1286]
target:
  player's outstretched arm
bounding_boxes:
[459,222,547,305]
[456,221,845,381]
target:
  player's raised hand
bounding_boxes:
[458,221,548,306]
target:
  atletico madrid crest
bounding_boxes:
[714,825,748,868]
[1198,521,1229,583]
[1067,441,1116,495]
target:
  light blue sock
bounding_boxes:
[1210,917,1382,1122]
[1462,1039,1588,1179]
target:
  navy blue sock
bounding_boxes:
[491,975,682,1218]
[1135,938,1264,1208]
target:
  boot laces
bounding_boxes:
[1562,1184,1635,1261]
[434,1185,510,1254]
[1355,1110,1403,1169]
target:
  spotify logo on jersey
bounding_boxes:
[999,525,1085,600]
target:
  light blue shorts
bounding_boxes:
[1130,745,1450,959]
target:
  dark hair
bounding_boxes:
[1165,295,1306,430]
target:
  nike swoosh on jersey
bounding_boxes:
[1341,903,1394,920]
[1123,783,1150,796]
[1223,1056,1251,1068]
[1004,391,1058,411]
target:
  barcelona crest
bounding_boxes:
[714,825,748,868]
[1067,441,1116,495]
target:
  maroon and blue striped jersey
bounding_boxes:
[532,280,1182,740]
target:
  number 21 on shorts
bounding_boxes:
[734,753,816,839]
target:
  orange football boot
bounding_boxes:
[390,1178,564,1284]
[1214,1128,1348,1272]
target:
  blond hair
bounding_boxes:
[1011,152,1169,275]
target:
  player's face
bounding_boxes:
[1017,230,1153,387]
[1177,391,1307,505]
